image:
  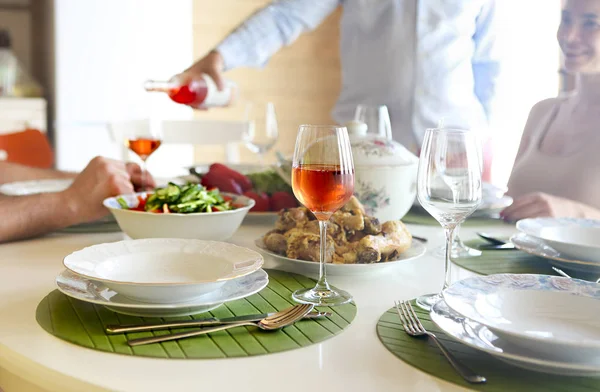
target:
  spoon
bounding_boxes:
[552,267,600,283]
[127,304,314,346]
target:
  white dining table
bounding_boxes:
[0,215,517,392]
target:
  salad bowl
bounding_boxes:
[104,184,254,240]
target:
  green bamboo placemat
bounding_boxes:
[36,270,356,359]
[452,238,556,276]
[403,207,508,227]
[377,301,600,391]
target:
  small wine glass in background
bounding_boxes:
[416,128,482,310]
[124,120,162,191]
[243,102,278,166]
[354,104,392,140]
[291,125,355,306]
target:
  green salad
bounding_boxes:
[117,183,237,214]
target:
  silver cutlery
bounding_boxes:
[476,232,516,250]
[477,232,507,245]
[127,304,314,346]
[395,300,487,384]
[106,310,330,334]
[552,267,600,283]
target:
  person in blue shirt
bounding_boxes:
[180,0,500,175]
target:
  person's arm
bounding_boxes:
[0,157,135,244]
[216,0,340,71]
[0,162,76,185]
[472,0,501,123]
[501,192,600,222]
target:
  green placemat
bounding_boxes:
[452,238,555,276]
[36,270,356,359]
[403,207,508,227]
[377,301,599,391]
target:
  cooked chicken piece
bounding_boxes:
[275,207,310,232]
[286,231,335,262]
[331,211,364,232]
[355,221,412,263]
[364,216,382,235]
[263,231,288,255]
[301,220,345,241]
[341,196,366,216]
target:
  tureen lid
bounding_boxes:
[345,121,418,167]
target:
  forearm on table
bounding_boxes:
[0,192,81,243]
[216,0,339,70]
[575,203,600,220]
[0,162,77,184]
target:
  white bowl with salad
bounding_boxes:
[103,183,255,241]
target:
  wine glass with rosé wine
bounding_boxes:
[291,125,355,306]
[124,121,162,191]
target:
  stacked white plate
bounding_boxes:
[511,217,600,274]
[57,238,268,317]
[432,273,600,376]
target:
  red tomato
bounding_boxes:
[269,192,298,212]
[243,191,270,212]
[201,171,243,194]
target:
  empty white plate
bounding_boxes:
[511,232,600,275]
[63,238,263,303]
[431,300,600,376]
[443,274,600,361]
[56,269,269,317]
[517,218,600,262]
[0,179,73,196]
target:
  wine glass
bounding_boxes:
[243,102,278,166]
[291,125,355,306]
[354,104,392,140]
[416,128,482,310]
[123,120,162,191]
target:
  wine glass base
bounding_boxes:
[433,244,482,259]
[415,293,443,311]
[292,287,353,306]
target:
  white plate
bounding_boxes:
[511,232,600,274]
[516,218,600,262]
[56,269,268,317]
[431,300,600,376]
[254,237,426,276]
[0,179,73,196]
[443,274,600,360]
[63,238,263,304]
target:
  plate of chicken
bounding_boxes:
[255,197,426,276]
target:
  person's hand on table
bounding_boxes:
[500,192,583,222]
[177,50,225,93]
[125,162,156,192]
[61,157,137,224]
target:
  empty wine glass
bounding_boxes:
[243,102,278,166]
[354,104,392,140]
[416,128,482,310]
[291,125,355,306]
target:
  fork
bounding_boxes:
[395,300,486,384]
[127,304,314,346]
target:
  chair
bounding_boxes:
[108,119,249,172]
[0,128,54,168]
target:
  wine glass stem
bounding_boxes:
[315,220,332,292]
[140,158,147,191]
[258,152,265,168]
[443,226,457,290]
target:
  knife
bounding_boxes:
[105,311,331,334]
[477,243,516,251]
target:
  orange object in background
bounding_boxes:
[0,128,54,168]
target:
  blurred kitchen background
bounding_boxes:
[0,0,565,184]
